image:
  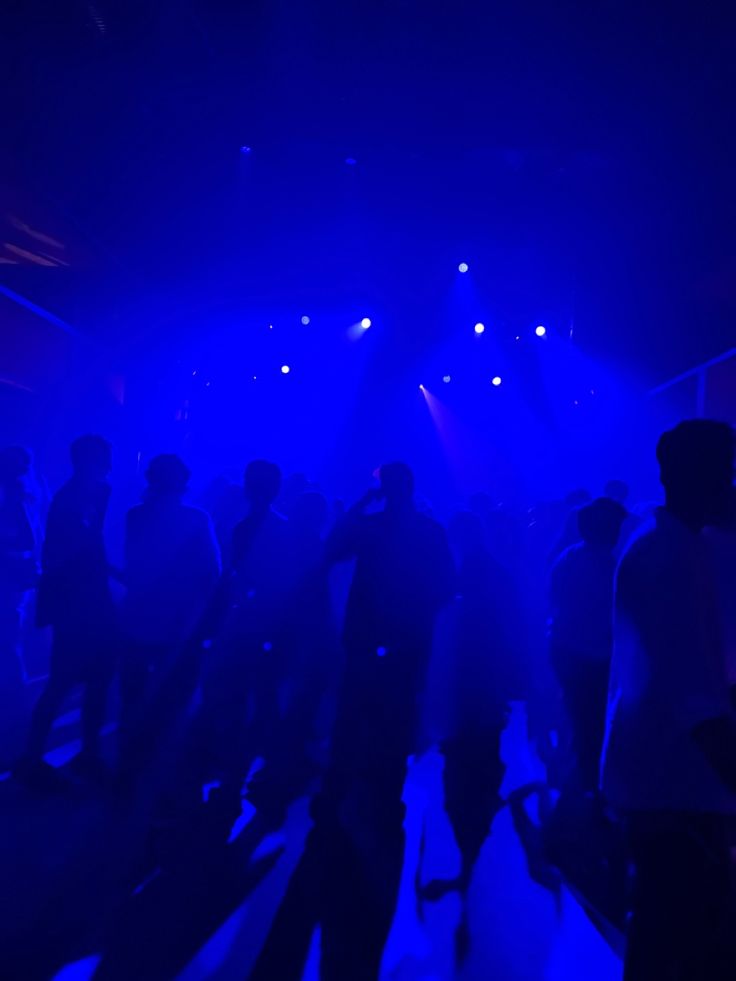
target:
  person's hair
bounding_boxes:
[379,461,414,501]
[657,420,734,484]
[604,479,629,505]
[564,488,591,510]
[70,434,112,473]
[244,459,282,505]
[0,445,31,483]
[146,454,191,494]
[578,497,627,548]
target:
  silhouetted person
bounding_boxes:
[548,487,591,564]
[602,420,736,980]
[0,447,39,755]
[252,462,454,981]
[549,497,627,790]
[421,509,524,962]
[16,435,116,787]
[196,460,291,815]
[705,486,736,707]
[119,454,220,780]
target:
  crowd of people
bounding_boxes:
[0,419,734,979]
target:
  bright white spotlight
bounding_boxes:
[474,322,485,335]
[360,317,372,329]
[442,374,451,384]
[491,376,502,387]
[535,325,547,337]
[301,315,310,325]
[419,383,425,390]
[281,365,290,374]
[458,262,469,273]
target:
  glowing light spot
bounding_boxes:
[240,146,252,155]
[419,384,425,390]
[535,325,547,337]
[268,324,273,330]
[345,157,357,165]
[474,322,485,335]
[491,376,502,387]
[281,365,290,375]
[360,317,372,329]
[458,262,469,273]
[442,375,451,384]
[263,641,273,652]
[376,646,388,657]
[301,316,310,325]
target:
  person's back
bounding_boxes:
[602,509,734,812]
[342,505,453,657]
[601,420,736,981]
[39,469,112,630]
[123,495,220,647]
[549,545,616,660]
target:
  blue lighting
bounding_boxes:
[301,315,310,325]
[458,262,469,273]
[535,325,547,337]
[360,317,372,329]
[263,641,273,652]
[376,646,388,657]
[442,375,451,384]
[474,322,485,335]
[240,145,252,155]
[492,376,502,387]
[281,365,290,375]
[345,157,357,166]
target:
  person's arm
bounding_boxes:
[323,489,379,565]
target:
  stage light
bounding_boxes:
[268,324,273,330]
[535,325,547,337]
[458,262,469,273]
[345,157,357,166]
[281,365,290,374]
[360,317,372,329]
[474,322,485,335]
[442,375,451,384]
[301,315,310,325]
[263,641,273,652]
[515,336,520,341]
[240,146,252,155]
[419,383,425,390]
[376,646,388,657]
[491,376,502,387]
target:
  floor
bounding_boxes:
[1,701,623,981]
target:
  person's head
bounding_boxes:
[70,434,112,481]
[244,459,282,510]
[604,479,629,506]
[657,420,735,530]
[564,488,591,511]
[290,490,329,536]
[578,497,628,550]
[145,454,190,498]
[0,445,32,486]
[379,461,415,508]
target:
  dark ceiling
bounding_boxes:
[2,0,735,383]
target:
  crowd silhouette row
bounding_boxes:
[0,419,735,979]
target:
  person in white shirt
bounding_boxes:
[601,419,736,980]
